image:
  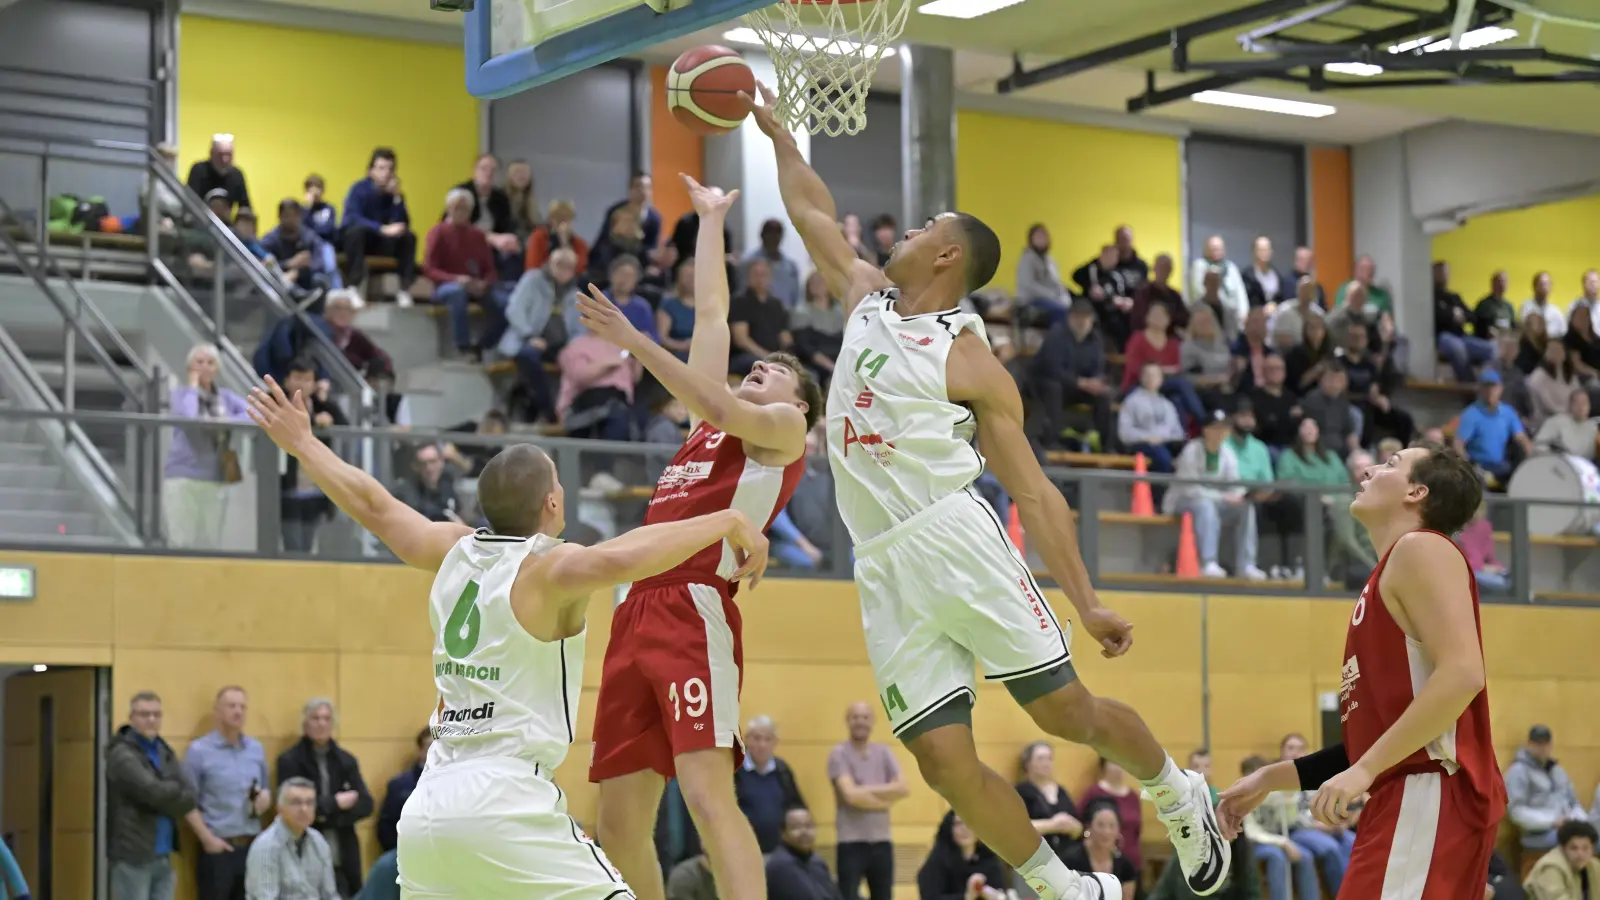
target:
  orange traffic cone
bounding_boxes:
[1007,503,1025,555]
[1130,452,1155,517]
[1175,511,1201,578]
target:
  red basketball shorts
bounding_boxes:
[1339,769,1498,900]
[588,579,745,782]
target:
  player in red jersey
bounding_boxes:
[1217,441,1507,899]
[577,176,823,900]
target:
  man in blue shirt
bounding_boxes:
[107,691,195,900]
[341,147,417,305]
[1454,369,1532,483]
[184,686,272,900]
[262,199,337,301]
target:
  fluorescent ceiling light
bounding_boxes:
[723,26,895,58]
[918,0,1027,19]
[1388,26,1517,54]
[1325,61,1384,76]
[32,664,47,672]
[1192,90,1336,118]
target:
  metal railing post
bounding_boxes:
[211,254,227,343]
[62,327,76,412]
[1302,490,1327,590]
[1510,501,1533,603]
[254,430,281,556]
[35,153,48,264]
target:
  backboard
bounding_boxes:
[465,0,774,98]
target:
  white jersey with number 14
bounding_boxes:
[826,288,989,544]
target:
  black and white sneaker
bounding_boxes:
[1153,769,1230,895]
[1022,870,1123,900]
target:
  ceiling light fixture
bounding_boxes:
[723,26,895,58]
[32,664,47,673]
[1388,26,1517,54]
[918,0,1028,19]
[1325,61,1384,76]
[1192,90,1336,118]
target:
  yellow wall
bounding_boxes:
[956,110,1183,294]
[1432,193,1600,311]
[177,15,479,238]
[3,551,1599,900]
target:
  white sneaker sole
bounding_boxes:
[1166,769,1232,896]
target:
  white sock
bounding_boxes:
[1018,839,1083,899]
[1139,753,1190,813]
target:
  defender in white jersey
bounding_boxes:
[246,376,769,900]
[741,82,1229,899]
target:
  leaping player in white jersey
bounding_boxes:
[739,83,1230,899]
[246,377,769,900]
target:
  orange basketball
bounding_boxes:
[666,45,755,135]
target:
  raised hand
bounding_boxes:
[247,376,315,457]
[736,80,786,139]
[681,174,740,217]
[575,284,644,351]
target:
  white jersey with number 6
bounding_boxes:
[827,288,990,543]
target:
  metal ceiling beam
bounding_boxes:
[994,0,1326,94]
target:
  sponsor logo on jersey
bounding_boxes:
[1018,577,1052,632]
[432,699,497,737]
[657,460,714,491]
[841,418,895,466]
[896,332,935,350]
[1340,655,1361,721]
[855,390,874,409]
[435,660,501,682]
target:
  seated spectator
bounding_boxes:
[427,188,510,362]
[233,208,268,262]
[739,218,801,308]
[395,444,462,523]
[262,199,334,298]
[1373,308,1409,378]
[1061,801,1138,900]
[556,327,640,441]
[1374,436,1403,465]
[665,854,715,900]
[766,807,841,900]
[588,204,648,291]
[1016,223,1068,322]
[1121,301,1205,427]
[302,175,339,244]
[244,778,338,900]
[1180,304,1234,411]
[363,357,411,428]
[1268,276,1325,352]
[1325,280,1378,348]
[500,248,580,423]
[1334,253,1391,311]
[1231,307,1275,393]
[1189,235,1248,326]
[733,715,806,853]
[1190,266,1240,340]
[274,699,373,898]
[1289,245,1326,308]
[596,171,661,253]
[1242,235,1290,309]
[1529,340,1582,432]
[1523,270,1567,340]
[1565,304,1600,381]
[1117,363,1187,473]
[505,160,539,239]
[1032,298,1113,452]
[1490,332,1536,418]
[440,410,510,480]
[1286,316,1336,394]
[655,779,703,878]
[666,207,735,282]
[1435,261,1493,382]
[376,728,431,854]
[1507,725,1589,854]
[657,261,697,360]
[1075,243,1136,347]
[166,343,250,550]
[341,148,416,306]
[790,271,844,378]
[1535,390,1598,459]
[778,424,836,566]
[916,812,1007,900]
[1163,410,1265,580]
[1237,755,1319,900]
[1112,224,1149,286]
[1518,311,1552,374]
[1247,353,1300,450]
[1080,759,1143,874]
[1015,742,1083,862]
[1276,417,1375,581]
[643,395,689,448]
[1128,253,1187,336]
[1475,269,1518,340]
[321,289,389,375]
[1342,324,1413,446]
[1576,269,1600,320]
[1490,849,1529,900]
[1458,501,1510,593]
[1224,400,1282,563]
[1279,734,1355,895]
[1526,820,1600,900]
[186,133,250,216]
[729,259,793,375]
[590,255,660,343]
[1300,365,1360,454]
[1456,370,1533,484]
[526,199,590,274]
[278,358,345,552]
[452,153,519,255]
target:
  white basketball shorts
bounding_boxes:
[852,487,1074,738]
[397,756,633,900]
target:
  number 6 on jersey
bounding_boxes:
[668,678,708,721]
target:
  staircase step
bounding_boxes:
[0,508,104,536]
[0,462,72,489]
[0,484,87,511]
[0,529,119,547]
[0,441,52,466]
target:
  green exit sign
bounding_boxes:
[0,565,35,600]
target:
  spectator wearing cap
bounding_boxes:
[341,147,417,307]
[1129,253,1188,336]
[262,199,335,297]
[1507,726,1589,853]
[739,218,802,308]
[1455,369,1533,485]
[1435,261,1494,382]
[1030,297,1113,451]
[187,134,251,216]
[427,187,510,363]
[1162,409,1265,580]
[302,175,339,244]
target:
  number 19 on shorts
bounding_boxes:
[668,678,708,721]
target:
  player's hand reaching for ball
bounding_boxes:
[247,375,314,457]
[1080,605,1134,658]
[1310,763,1372,828]
[737,81,786,140]
[723,510,770,590]
[575,284,643,352]
[681,174,740,218]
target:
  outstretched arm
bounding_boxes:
[247,377,470,570]
[682,176,739,389]
[540,509,769,601]
[742,82,889,303]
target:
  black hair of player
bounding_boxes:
[951,213,1001,294]
[763,351,824,432]
[477,444,555,537]
[286,356,317,378]
[368,147,397,169]
[1406,440,1483,536]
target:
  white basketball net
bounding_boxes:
[744,0,911,137]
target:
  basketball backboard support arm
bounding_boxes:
[461,0,774,98]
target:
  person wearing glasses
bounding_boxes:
[244,778,339,900]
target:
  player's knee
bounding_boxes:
[1024,681,1097,745]
[909,741,983,799]
[675,757,739,824]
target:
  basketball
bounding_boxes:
[666,45,755,135]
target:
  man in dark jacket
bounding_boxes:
[275,699,374,898]
[376,727,432,853]
[733,715,806,853]
[766,808,842,900]
[1029,298,1113,451]
[340,147,416,303]
[107,691,195,900]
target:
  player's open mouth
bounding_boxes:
[744,372,765,387]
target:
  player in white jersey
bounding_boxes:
[740,83,1229,899]
[246,377,769,900]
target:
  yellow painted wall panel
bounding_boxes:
[1432,194,1600,314]
[114,556,341,651]
[113,648,339,742]
[334,563,436,653]
[337,652,436,741]
[0,552,115,648]
[1208,673,1319,751]
[1208,597,1315,676]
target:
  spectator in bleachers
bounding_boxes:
[1565,304,1600,381]
[428,188,510,363]
[1236,755,1318,900]
[1033,298,1113,452]
[1518,312,1551,375]
[500,247,579,422]
[165,343,249,550]
[734,715,806,853]
[1076,243,1136,347]
[1458,500,1509,593]
[592,255,660,343]
[275,699,374,897]
[376,727,430,854]
[556,324,640,441]
[1523,271,1567,340]
[791,271,845,378]
[1535,390,1598,459]
[830,702,906,900]
[1112,224,1148,287]
[1456,370,1533,484]
[1231,307,1274,393]
[656,260,697,361]
[262,199,334,297]
[1190,236,1248,326]
[1246,353,1299,451]
[1286,316,1335,395]
[526,199,590,274]
[1080,758,1143,874]
[843,213,876,263]
[1325,280,1378,349]
[1374,309,1409,381]
[1525,820,1600,900]
[341,148,416,306]
[1223,400,1278,549]
[1191,266,1240,341]
[1475,270,1517,340]
[322,289,389,376]
[1180,304,1234,411]
[1435,260,1494,382]
[1507,725,1589,854]
[108,690,192,900]
[1121,302,1202,420]
[597,172,661,252]
[187,133,251,216]
[1335,254,1391,312]
[666,208,734,284]
[442,409,510,479]
[1529,341,1582,432]
[767,808,841,900]
[777,424,836,566]
[666,854,714,900]
[1016,224,1068,323]
[740,219,801,308]
[1242,235,1290,310]
[302,175,339,244]
[278,358,344,553]
[396,444,463,523]
[1575,269,1600,317]
[730,259,793,375]
[1301,365,1360,454]
[504,160,539,239]
[1342,324,1413,445]
[1129,253,1187,336]
[185,686,272,900]
[1487,332,1534,419]
[1267,276,1323,352]
[871,214,897,267]
[1289,246,1324,307]
[1015,742,1083,862]
[1062,801,1139,900]
[916,812,1007,900]
[1279,734,1355,894]
[1277,417,1374,581]
[1118,362,1187,474]
[589,204,648,291]
[1163,409,1265,580]
[452,153,521,279]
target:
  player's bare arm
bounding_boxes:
[1215,757,1309,839]
[248,376,469,570]
[681,174,739,392]
[740,81,889,304]
[577,285,806,462]
[1310,531,1486,824]
[945,332,1133,658]
[533,508,769,605]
